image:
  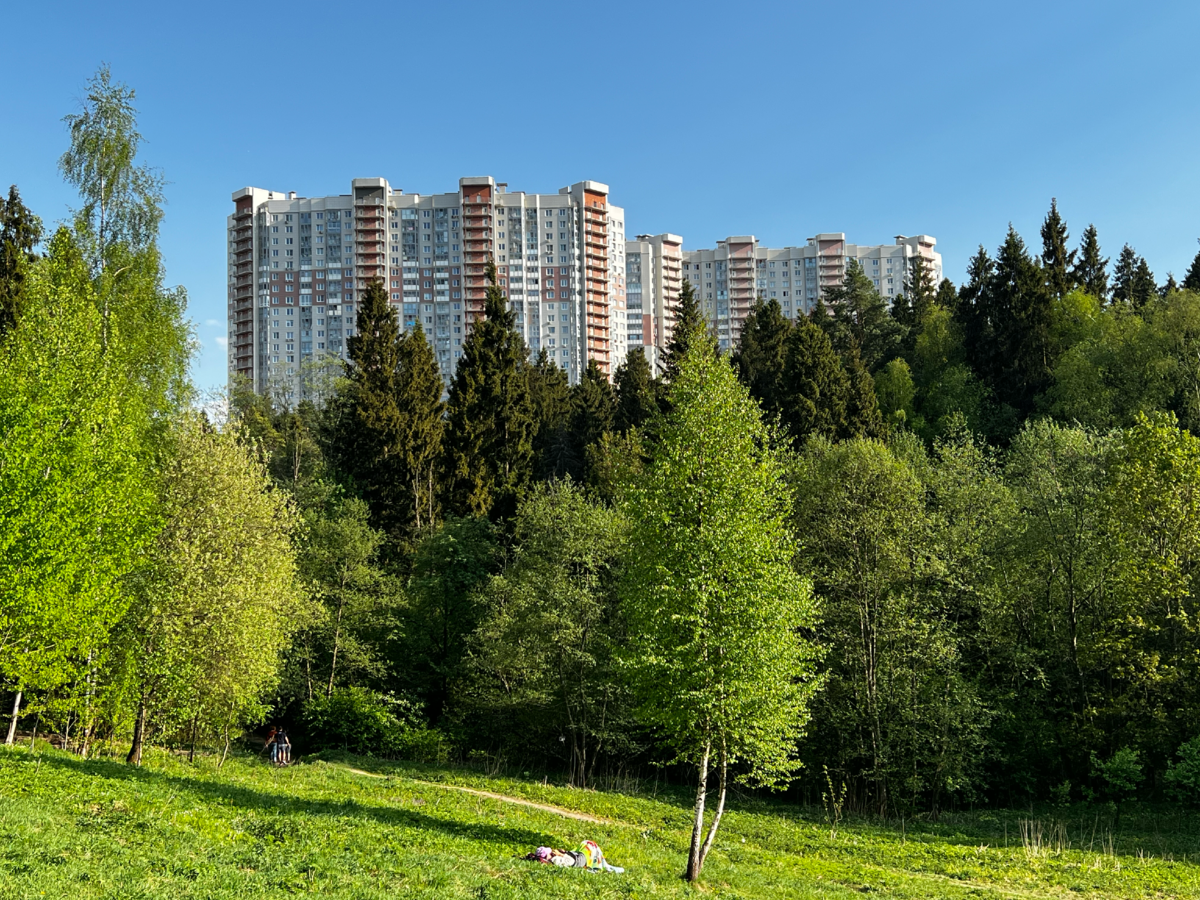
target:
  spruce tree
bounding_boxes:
[1040,198,1076,298]
[778,316,850,442]
[0,185,43,336]
[842,345,883,439]
[613,346,660,434]
[662,278,711,384]
[528,348,575,480]
[905,252,938,322]
[991,226,1054,414]
[1112,244,1138,306]
[733,298,793,419]
[340,279,405,534]
[1183,241,1200,293]
[443,260,535,520]
[1131,255,1156,310]
[395,321,445,534]
[1073,224,1109,302]
[569,359,616,484]
[1161,272,1180,298]
[935,277,959,314]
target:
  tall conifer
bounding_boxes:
[843,345,883,439]
[1131,256,1156,310]
[1183,241,1200,293]
[443,261,534,520]
[0,186,43,335]
[528,348,575,480]
[733,298,793,418]
[1040,198,1076,298]
[395,321,445,534]
[613,346,659,434]
[778,316,849,442]
[569,359,616,484]
[991,226,1054,414]
[662,278,710,384]
[1073,224,1109,302]
[1112,244,1139,306]
[340,279,404,533]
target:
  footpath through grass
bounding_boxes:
[3,745,1200,899]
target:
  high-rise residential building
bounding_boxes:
[624,233,683,373]
[227,176,625,397]
[682,233,941,352]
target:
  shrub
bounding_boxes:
[301,687,448,762]
[1165,736,1200,805]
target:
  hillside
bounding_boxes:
[3,746,1200,898]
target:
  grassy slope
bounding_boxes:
[2,746,1199,899]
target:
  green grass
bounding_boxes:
[3,745,1200,898]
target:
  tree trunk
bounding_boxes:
[685,742,711,882]
[126,697,148,766]
[4,690,20,746]
[218,725,231,770]
[327,593,346,699]
[698,746,728,874]
[188,709,201,763]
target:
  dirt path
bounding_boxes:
[343,767,614,825]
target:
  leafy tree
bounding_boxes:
[874,358,917,429]
[823,260,905,372]
[734,298,793,418]
[1183,241,1200,293]
[58,65,165,276]
[443,261,534,520]
[114,415,303,766]
[0,230,156,721]
[779,316,850,442]
[661,278,710,385]
[620,347,822,882]
[402,518,498,723]
[395,321,445,533]
[613,346,659,434]
[1073,224,1109,302]
[0,185,43,335]
[338,279,404,534]
[468,481,631,786]
[1040,198,1076,298]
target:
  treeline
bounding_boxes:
[10,69,1200,830]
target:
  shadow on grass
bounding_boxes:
[30,752,553,849]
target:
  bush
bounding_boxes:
[1165,736,1200,805]
[301,687,448,762]
[1090,747,1142,802]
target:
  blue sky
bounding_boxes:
[4,0,1200,393]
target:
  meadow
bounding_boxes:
[3,744,1200,899]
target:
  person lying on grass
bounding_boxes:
[523,841,624,873]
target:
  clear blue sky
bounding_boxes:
[4,0,1200,393]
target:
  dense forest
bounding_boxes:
[8,69,1200,847]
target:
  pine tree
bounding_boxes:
[0,185,43,335]
[1040,198,1076,298]
[1112,244,1138,306]
[822,260,905,372]
[733,298,793,419]
[778,316,850,442]
[1183,241,1200,293]
[1073,224,1109,302]
[843,345,883,439]
[662,278,711,384]
[528,348,575,480]
[443,260,535,520]
[395,321,445,534]
[340,279,405,533]
[613,346,659,434]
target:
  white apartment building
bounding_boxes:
[682,233,942,352]
[624,233,683,373]
[227,176,626,397]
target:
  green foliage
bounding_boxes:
[1164,736,1200,804]
[1091,748,1143,802]
[873,358,916,429]
[394,321,445,533]
[613,346,660,435]
[302,686,444,761]
[779,316,850,442]
[467,481,632,785]
[1183,242,1200,293]
[822,260,906,372]
[1113,244,1156,310]
[660,277,711,385]
[1074,224,1109,302]
[1041,198,1077,298]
